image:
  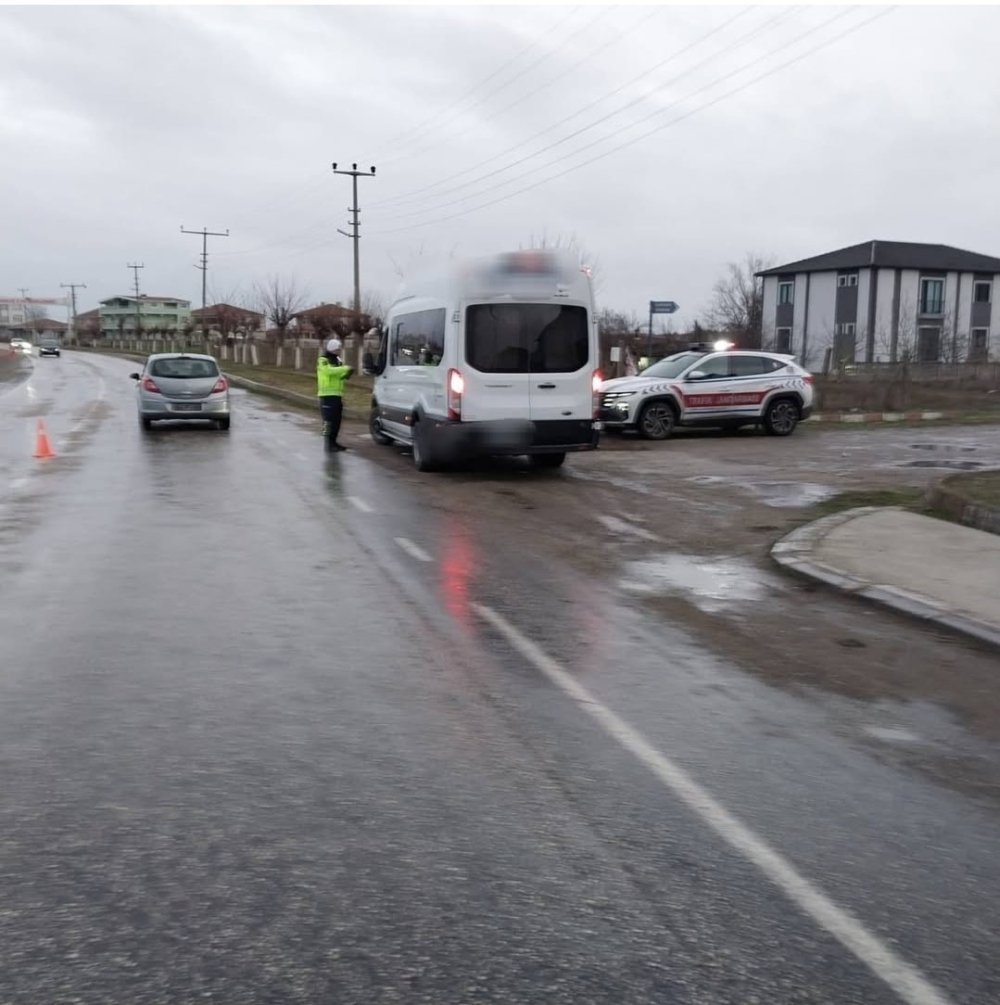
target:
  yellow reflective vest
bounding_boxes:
[317,356,353,397]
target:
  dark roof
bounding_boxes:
[758,241,1000,276]
[100,295,191,305]
[294,302,358,320]
[191,303,264,318]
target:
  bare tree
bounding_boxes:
[703,252,773,349]
[253,276,308,344]
[520,231,603,294]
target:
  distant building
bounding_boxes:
[25,317,69,340]
[0,297,29,331]
[292,302,363,338]
[0,295,66,339]
[758,241,1000,366]
[99,295,192,337]
[190,303,265,338]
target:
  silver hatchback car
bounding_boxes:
[131,353,231,430]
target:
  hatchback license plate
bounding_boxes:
[172,402,202,412]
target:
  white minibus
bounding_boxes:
[367,250,602,471]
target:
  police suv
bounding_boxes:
[599,348,814,439]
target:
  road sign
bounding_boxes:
[650,300,679,314]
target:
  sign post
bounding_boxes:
[648,300,679,360]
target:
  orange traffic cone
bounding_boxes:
[34,418,57,460]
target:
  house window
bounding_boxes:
[919,278,944,314]
[917,326,941,362]
[777,281,794,306]
[837,273,859,287]
[835,322,856,336]
[973,281,992,304]
[775,328,792,352]
[971,328,989,360]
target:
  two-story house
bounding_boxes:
[758,241,1000,367]
[99,295,192,337]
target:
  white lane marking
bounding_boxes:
[596,513,661,542]
[471,602,956,1005]
[294,452,307,461]
[347,495,373,513]
[394,537,432,562]
[9,477,29,491]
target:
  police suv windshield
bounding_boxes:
[641,352,705,379]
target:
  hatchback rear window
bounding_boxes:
[149,358,219,378]
[466,304,588,373]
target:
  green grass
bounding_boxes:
[944,471,1000,508]
[222,361,374,417]
[808,487,929,518]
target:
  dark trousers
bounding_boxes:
[319,396,343,447]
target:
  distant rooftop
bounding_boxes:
[758,241,1000,276]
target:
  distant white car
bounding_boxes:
[599,349,815,439]
[10,338,32,355]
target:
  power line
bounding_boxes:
[377,5,613,169]
[376,6,801,223]
[370,5,755,211]
[373,7,853,227]
[373,7,895,236]
[371,6,585,159]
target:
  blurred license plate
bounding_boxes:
[172,403,202,412]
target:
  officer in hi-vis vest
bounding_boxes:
[316,338,354,452]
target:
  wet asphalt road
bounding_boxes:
[1,352,999,1004]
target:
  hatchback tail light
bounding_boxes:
[447,368,464,420]
[141,377,161,393]
[211,376,228,394]
[803,374,815,385]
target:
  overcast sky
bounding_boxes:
[4,3,998,328]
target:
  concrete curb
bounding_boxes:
[925,476,1000,536]
[223,372,316,411]
[771,507,1000,650]
[806,411,946,424]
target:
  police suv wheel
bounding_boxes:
[638,401,675,440]
[763,398,799,436]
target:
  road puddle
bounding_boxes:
[902,460,985,470]
[619,553,769,612]
[687,475,836,508]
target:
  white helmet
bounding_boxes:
[326,338,342,353]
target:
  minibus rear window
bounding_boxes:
[466,304,588,373]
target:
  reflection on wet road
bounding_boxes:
[1,352,999,1003]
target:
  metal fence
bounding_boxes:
[826,362,1000,387]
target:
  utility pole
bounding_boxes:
[180,227,230,328]
[60,283,86,343]
[127,263,144,338]
[332,162,376,319]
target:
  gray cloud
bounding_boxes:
[4,4,998,328]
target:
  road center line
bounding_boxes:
[347,495,373,513]
[394,537,432,562]
[471,602,956,1005]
